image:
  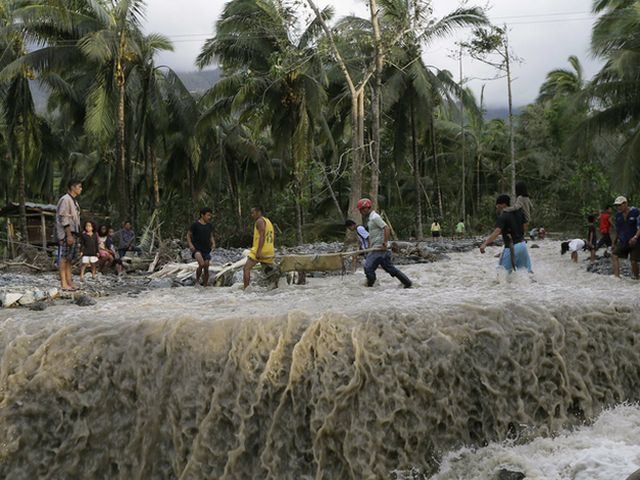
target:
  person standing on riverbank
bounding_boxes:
[80,221,99,281]
[596,206,614,253]
[612,196,640,279]
[357,198,412,288]
[586,215,597,262]
[55,179,82,290]
[243,206,276,289]
[504,181,533,232]
[187,208,216,287]
[479,194,532,273]
[431,219,442,241]
[455,219,465,238]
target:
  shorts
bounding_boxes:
[82,256,99,264]
[499,242,533,273]
[613,243,640,261]
[432,231,441,238]
[57,239,79,262]
[192,250,212,261]
[248,251,274,264]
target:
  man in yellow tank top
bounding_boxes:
[243,206,276,288]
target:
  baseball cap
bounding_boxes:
[614,196,628,205]
[356,198,372,210]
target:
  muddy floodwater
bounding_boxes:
[0,241,639,479]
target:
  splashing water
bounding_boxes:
[0,241,639,479]
[430,403,640,480]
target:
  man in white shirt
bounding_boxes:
[357,198,412,288]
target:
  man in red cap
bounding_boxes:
[357,198,412,288]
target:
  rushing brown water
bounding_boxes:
[0,242,639,479]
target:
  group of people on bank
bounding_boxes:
[562,196,640,279]
[55,180,141,290]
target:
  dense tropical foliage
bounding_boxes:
[0,0,637,250]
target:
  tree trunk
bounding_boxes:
[431,114,444,219]
[348,93,364,222]
[505,34,516,197]
[116,55,129,221]
[295,180,304,245]
[17,127,28,244]
[368,0,383,209]
[369,85,381,209]
[149,144,160,209]
[410,102,423,240]
[459,48,466,221]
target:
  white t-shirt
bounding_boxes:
[355,225,369,250]
[568,239,585,252]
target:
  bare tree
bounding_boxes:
[462,25,519,197]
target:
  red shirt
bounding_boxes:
[599,212,611,234]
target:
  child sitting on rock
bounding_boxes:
[80,221,99,280]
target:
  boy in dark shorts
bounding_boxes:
[187,208,216,286]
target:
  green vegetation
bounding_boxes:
[0,0,637,246]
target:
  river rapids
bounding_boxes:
[0,241,639,479]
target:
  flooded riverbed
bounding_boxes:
[0,241,638,479]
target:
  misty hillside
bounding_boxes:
[30,69,221,113]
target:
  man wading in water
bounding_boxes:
[479,194,532,273]
[243,206,276,289]
[187,207,216,286]
[357,198,412,288]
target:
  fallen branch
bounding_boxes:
[0,261,45,272]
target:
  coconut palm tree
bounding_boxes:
[198,0,329,243]
[585,0,640,191]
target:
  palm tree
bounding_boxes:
[0,0,43,242]
[585,0,640,191]
[198,0,329,243]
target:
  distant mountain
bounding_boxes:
[29,69,221,113]
[483,107,522,120]
[176,69,220,93]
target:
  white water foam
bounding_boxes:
[430,403,640,480]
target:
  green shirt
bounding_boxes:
[456,222,465,233]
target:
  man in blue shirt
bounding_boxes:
[612,196,640,279]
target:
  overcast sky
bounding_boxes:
[145,0,601,107]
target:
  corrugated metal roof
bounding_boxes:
[0,202,58,216]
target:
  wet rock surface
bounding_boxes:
[496,469,526,480]
[586,254,635,277]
